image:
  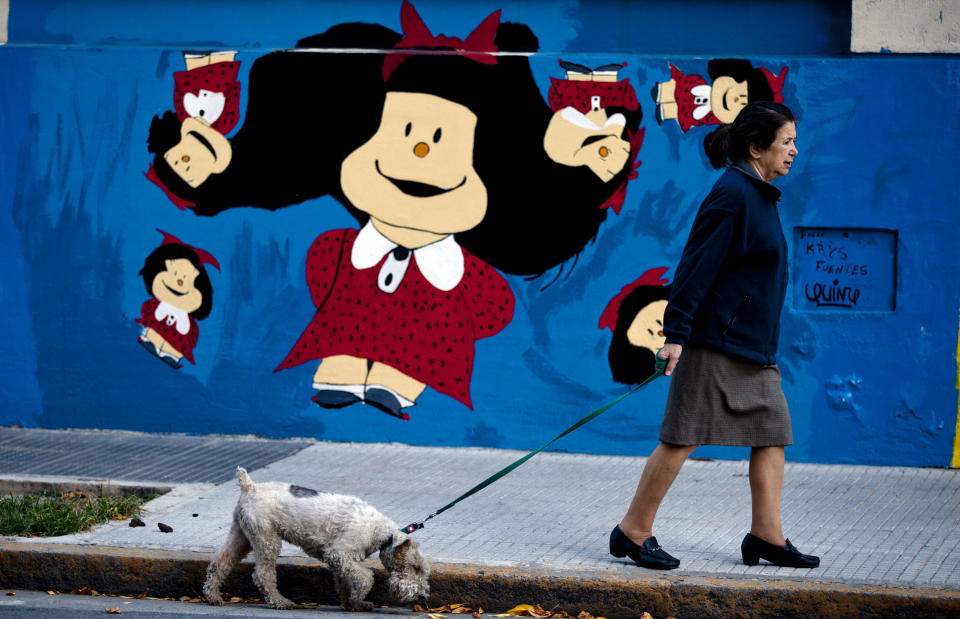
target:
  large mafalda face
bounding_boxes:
[341,92,487,236]
[151,258,203,313]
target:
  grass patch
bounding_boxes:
[0,490,154,537]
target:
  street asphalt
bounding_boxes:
[1,426,959,618]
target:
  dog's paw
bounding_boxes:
[269,597,295,610]
[202,588,223,606]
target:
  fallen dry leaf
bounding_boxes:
[640,613,653,619]
[5,592,14,597]
[70,586,95,596]
[427,614,446,619]
[129,518,145,528]
[157,523,173,533]
[473,609,485,618]
[46,591,58,595]
[104,608,121,614]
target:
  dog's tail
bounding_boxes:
[236,466,255,493]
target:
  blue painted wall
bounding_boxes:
[2,0,958,466]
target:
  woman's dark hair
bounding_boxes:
[607,283,671,385]
[703,101,795,170]
[139,244,214,320]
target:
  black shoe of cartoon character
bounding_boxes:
[139,337,182,370]
[363,388,410,420]
[312,389,362,409]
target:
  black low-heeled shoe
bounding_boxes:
[609,525,680,570]
[741,533,820,568]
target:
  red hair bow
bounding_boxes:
[598,266,670,332]
[382,0,500,81]
[760,66,788,104]
[156,228,221,272]
[600,127,645,216]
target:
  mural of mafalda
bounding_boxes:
[136,230,220,370]
[140,1,646,420]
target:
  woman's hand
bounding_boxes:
[658,343,683,376]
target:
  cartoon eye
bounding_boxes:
[432,128,442,143]
[404,122,412,137]
[598,146,609,158]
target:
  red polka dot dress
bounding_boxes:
[136,298,199,364]
[275,229,516,409]
[668,63,720,133]
[547,77,640,114]
[172,61,242,135]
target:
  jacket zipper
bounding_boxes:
[721,295,751,337]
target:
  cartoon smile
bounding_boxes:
[187,131,219,160]
[375,160,466,198]
[162,281,189,296]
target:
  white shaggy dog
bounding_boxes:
[203,467,430,611]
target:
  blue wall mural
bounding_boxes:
[1,0,958,467]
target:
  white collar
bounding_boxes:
[559,106,626,131]
[351,220,464,291]
[154,300,192,335]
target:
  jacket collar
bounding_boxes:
[731,161,781,203]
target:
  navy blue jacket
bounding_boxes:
[662,164,788,365]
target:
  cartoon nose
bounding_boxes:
[598,146,609,158]
[177,279,184,286]
[413,142,430,158]
[658,330,664,337]
[181,155,191,162]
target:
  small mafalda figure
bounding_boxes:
[136,229,220,369]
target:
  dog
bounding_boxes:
[203,467,430,611]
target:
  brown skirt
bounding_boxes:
[659,346,793,447]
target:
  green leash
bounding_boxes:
[401,354,666,534]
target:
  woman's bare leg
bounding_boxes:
[619,442,697,542]
[748,446,787,546]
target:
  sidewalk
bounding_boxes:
[1,426,959,618]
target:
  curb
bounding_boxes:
[2,542,959,618]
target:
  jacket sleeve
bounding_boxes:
[662,186,738,346]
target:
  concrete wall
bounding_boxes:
[2,1,959,467]
[852,0,960,53]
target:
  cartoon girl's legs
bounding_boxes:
[312,355,424,420]
[651,79,678,124]
[183,51,238,71]
[138,327,183,370]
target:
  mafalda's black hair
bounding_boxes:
[384,22,623,276]
[607,283,671,385]
[703,101,796,170]
[146,23,403,216]
[139,244,214,320]
[147,19,623,278]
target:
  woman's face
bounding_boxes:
[340,91,487,237]
[752,121,798,181]
[151,258,203,313]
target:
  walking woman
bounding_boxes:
[609,101,819,570]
